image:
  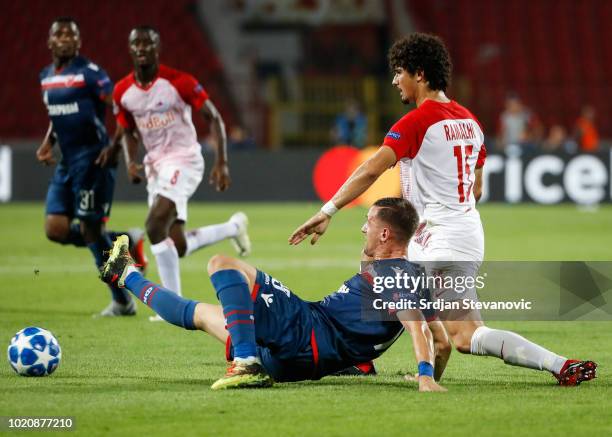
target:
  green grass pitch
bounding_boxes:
[1,202,611,436]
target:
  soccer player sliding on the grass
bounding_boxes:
[101,198,445,391]
[289,33,596,386]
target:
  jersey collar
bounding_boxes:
[133,64,167,91]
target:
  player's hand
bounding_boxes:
[127,161,144,184]
[418,375,447,392]
[288,212,331,246]
[95,145,120,168]
[36,143,56,166]
[209,162,231,192]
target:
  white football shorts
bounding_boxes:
[408,211,484,302]
[145,154,204,221]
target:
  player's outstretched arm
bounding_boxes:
[36,123,56,166]
[122,128,144,184]
[289,212,332,246]
[201,100,230,192]
[289,146,396,245]
[398,310,447,392]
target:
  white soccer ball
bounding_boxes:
[7,327,62,376]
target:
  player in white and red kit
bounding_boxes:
[113,26,251,318]
[290,33,596,386]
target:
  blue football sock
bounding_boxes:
[87,235,131,305]
[124,272,197,329]
[210,269,257,359]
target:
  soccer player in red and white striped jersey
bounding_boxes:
[290,33,596,386]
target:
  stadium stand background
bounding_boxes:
[0,0,237,142]
[1,0,611,205]
[0,0,609,148]
[406,0,612,146]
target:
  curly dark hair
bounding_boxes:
[373,197,419,242]
[388,33,452,91]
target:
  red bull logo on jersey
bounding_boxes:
[137,110,176,131]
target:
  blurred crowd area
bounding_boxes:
[0,0,609,151]
[496,95,601,154]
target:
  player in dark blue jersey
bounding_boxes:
[37,17,147,317]
[100,197,447,392]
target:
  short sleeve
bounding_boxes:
[381,115,421,161]
[466,111,486,168]
[85,63,113,101]
[112,83,135,129]
[369,262,422,318]
[173,73,209,110]
[476,144,487,168]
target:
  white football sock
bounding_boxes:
[234,356,261,365]
[470,326,567,373]
[125,265,139,278]
[184,222,238,257]
[150,238,182,296]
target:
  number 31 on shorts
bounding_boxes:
[79,189,95,211]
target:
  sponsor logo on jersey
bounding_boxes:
[386,131,401,140]
[137,110,176,130]
[412,223,431,247]
[46,102,79,116]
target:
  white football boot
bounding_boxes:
[229,212,252,257]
